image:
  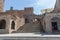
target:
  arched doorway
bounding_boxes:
[0,20,6,29]
[11,21,15,29]
[25,18,29,23]
[51,17,60,31]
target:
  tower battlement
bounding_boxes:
[0,0,5,12]
[24,7,33,14]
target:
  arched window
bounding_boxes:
[0,19,6,29]
[11,21,15,29]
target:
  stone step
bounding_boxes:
[0,36,60,40]
[0,29,8,34]
[13,22,40,33]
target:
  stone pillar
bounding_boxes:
[45,19,52,33]
[6,18,12,34]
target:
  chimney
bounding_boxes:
[10,7,13,10]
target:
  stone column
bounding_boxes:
[45,18,52,33]
[6,18,12,34]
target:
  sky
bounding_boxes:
[4,0,56,15]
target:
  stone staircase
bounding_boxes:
[13,21,40,33]
[52,30,60,34]
[0,29,8,34]
[1,36,60,40]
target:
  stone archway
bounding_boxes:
[51,17,60,31]
[0,19,6,29]
[11,21,15,29]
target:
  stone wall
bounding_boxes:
[43,13,60,33]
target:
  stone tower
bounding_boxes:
[0,0,5,12]
[54,0,60,12]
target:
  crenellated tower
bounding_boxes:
[0,0,5,12]
[54,0,60,12]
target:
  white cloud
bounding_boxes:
[28,0,56,15]
[33,0,56,8]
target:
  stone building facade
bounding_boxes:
[41,0,60,33]
[0,0,60,34]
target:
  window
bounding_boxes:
[11,21,15,29]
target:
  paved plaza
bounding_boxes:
[0,33,60,40]
[0,33,60,37]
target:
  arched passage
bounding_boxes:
[0,19,6,29]
[11,21,15,29]
[51,17,60,31]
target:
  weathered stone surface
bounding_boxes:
[0,0,60,34]
[0,0,4,12]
